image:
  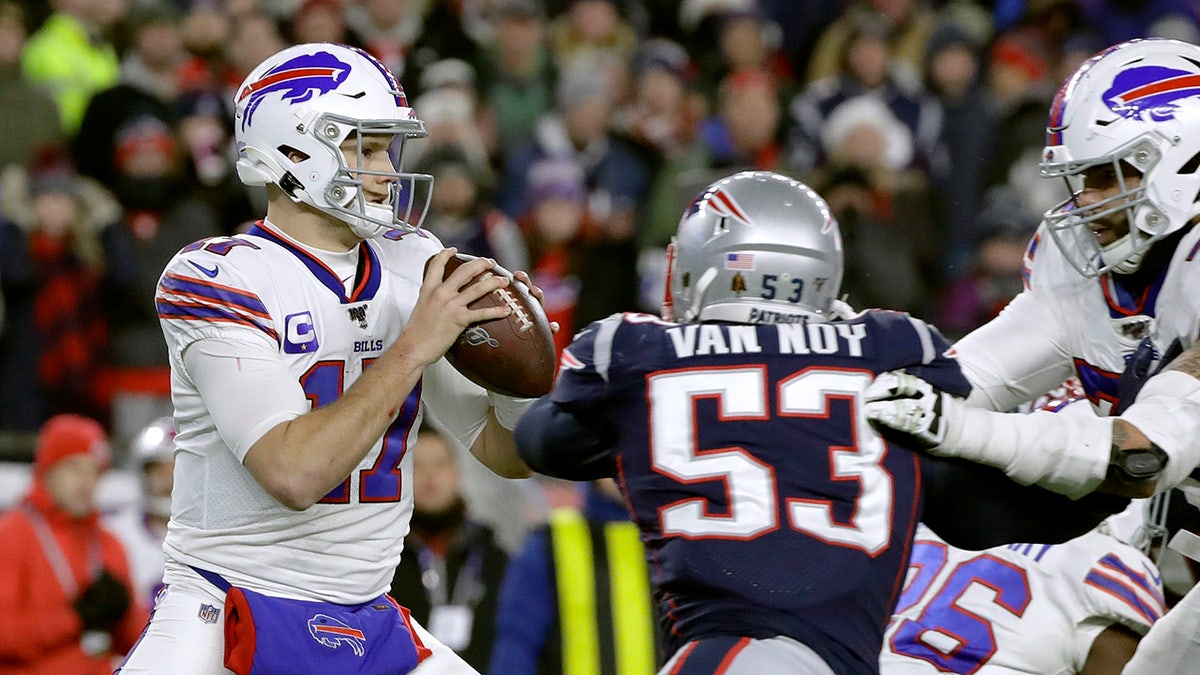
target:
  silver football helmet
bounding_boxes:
[234,42,432,239]
[129,416,176,519]
[663,171,843,323]
[1041,38,1200,277]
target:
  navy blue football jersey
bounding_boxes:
[550,311,970,675]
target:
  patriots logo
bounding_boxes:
[238,51,351,128]
[307,614,366,657]
[686,187,752,231]
[1103,66,1200,122]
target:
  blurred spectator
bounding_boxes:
[0,1,62,173]
[689,6,796,110]
[0,151,122,430]
[389,425,509,670]
[477,0,557,159]
[417,144,528,273]
[545,0,638,73]
[175,3,238,95]
[91,108,223,415]
[346,0,423,80]
[935,186,1039,340]
[223,10,286,95]
[644,66,786,259]
[980,32,1059,219]
[498,62,649,325]
[287,0,361,46]
[175,89,256,231]
[409,64,493,177]
[616,39,700,169]
[0,414,148,673]
[488,479,658,675]
[806,0,936,85]
[817,166,929,315]
[72,3,185,189]
[922,19,997,269]
[816,95,937,301]
[788,10,944,178]
[104,416,175,610]
[519,158,590,354]
[21,0,126,136]
[404,0,486,101]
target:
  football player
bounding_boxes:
[513,170,1129,675]
[880,401,1166,675]
[880,521,1163,674]
[117,43,539,675]
[861,37,1200,675]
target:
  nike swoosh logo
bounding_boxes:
[189,261,220,278]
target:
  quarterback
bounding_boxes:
[117,43,536,675]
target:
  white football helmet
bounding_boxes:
[129,416,176,519]
[664,171,843,323]
[1041,38,1200,277]
[234,42,432,239]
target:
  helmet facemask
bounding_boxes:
[1042,140,1162,277]
[294,114,433,239]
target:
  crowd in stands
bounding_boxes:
[0,0,1198,671]
[0,0,1197,443]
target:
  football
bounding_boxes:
[426,253,557,398]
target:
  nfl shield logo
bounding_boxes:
[198,603,221,624]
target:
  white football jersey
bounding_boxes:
[953,222,1200,416]
[880,524,1164,674]
[155,220,491,604]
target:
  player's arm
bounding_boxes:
[953,288,1077,411]
[469,406,533,478]
[513,397,616,481]
[1079,624,1143,675]
[239,250,513,509]
[865,361,1200,499]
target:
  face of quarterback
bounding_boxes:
[339,133,398,207]
[1073,163,1141,247]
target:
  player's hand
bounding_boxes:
[409,248,512,364]
[514,269,560,335]
[863,371,954,447]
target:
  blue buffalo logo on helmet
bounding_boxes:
[238,51,352,128]
[1103,66,1200,122]
[307,613,366,657]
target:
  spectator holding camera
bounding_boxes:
[0,414,149,674]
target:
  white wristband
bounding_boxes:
[487,391,535,430]
[934,397,1111,499]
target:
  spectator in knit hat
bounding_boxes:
[0,149,123,430]
[0,414,149,674]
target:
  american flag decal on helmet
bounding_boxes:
[238,51,351,128]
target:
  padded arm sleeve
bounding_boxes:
[513,397,616,481]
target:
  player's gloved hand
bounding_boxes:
[73,570,131,633]
[863,370,960,447]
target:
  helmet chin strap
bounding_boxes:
[1103,233,1148,275]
